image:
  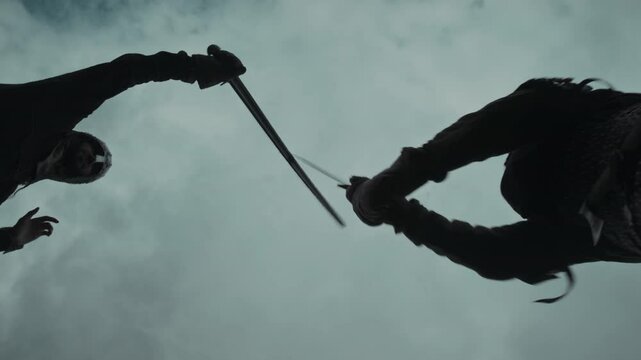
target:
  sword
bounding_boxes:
[207,45,344,227]
[294,155,349,189]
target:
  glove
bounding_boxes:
[192,46,246,89]
[345,176,399,226]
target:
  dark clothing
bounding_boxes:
[0,51,197,252]
[385,79,641,287]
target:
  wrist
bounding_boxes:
[383,198,417,233]
[2,226,23,253]
[149,50,196,84]
[376,147,445,198]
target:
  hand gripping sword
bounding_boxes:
[207,45,344,227]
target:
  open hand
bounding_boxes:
[12,207,59,248]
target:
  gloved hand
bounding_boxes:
[345,175,399,226]
[192,46,246,89]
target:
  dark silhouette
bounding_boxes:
[346,78,641,302]
[0,45,245,253]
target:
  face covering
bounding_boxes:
[36,131,112,184]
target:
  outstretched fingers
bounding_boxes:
[21,207,40,221]
[41,222,54,236]
[33,216,59,237]
[33,216,59,224]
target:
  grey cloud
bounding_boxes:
[18,0,276,31]
[470,0,484,9]
[2,0,641,359]
[549,0,572,17]
[20,0,154,28]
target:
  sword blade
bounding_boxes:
[228,78,345,227]
[294,155,348,186]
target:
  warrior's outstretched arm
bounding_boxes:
[377,86,591,198]
[388,198,596,283]
[10,49,242,136]
[14,51,197,134]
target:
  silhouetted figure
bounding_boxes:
[0,46,245,253]
[346,78,641,302]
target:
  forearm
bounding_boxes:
[94,51,196,99]
[27,51,196,133]
[39,50,195,97]
[423,89,583,170]
[389,199,592,283]
[0,227,21,254]
[376,87,589,198]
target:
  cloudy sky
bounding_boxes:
[2,0,641,359]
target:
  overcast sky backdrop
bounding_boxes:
[2,0,641,359]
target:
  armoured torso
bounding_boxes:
[502,101,641,260]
